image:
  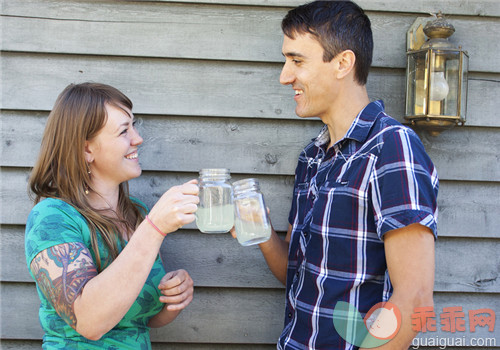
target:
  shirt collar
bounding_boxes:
[314,100,385,147]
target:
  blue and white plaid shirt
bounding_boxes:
[278,100,438,350]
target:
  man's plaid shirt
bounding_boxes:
[278,100,439,350]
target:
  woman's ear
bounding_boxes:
[335,49,356,80]
[84,140,94,163]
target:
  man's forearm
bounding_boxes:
[361,223,436,349]
[259,228,290,285]
[360,292,433,350]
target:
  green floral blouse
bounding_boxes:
[25,197,165,349]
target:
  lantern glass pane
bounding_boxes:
[460,52,469,120]
[429,50,460,117]
[406,50,427,117]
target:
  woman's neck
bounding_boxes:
[87,185,120,214]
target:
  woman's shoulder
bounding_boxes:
[27,198,87,232]
[25,198,89,267]
[31,197,72,208]
[29,197,82,218]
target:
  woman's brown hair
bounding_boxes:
[29,82,146,271]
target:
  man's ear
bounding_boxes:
[84,140,94,163]
[335,50,356,80]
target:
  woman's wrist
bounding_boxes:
[145,215,167,237]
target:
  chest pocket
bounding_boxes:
[293,182,312,227]
[310,153,378,232]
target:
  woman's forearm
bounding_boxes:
[74,220,164,340]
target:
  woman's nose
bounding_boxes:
[132,128,143,146]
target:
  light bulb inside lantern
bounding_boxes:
[429,71,449,101]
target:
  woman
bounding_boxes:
[25,82,199,349]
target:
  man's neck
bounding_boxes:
[323,86,370,148]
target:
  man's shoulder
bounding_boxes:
[373,110,405,130]
[369,111,419,143]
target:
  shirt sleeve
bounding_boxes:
[25,198,88,273]
[370,127,439,239]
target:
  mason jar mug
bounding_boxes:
[232,178,271,246]
[196,168,234,233]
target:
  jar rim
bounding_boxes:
[233,178,258,186]
[199,168,231,176]
[233,178,260,193]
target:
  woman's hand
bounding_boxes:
[147,269,194,328]
[148,180,199,235]
[158,269,194,311]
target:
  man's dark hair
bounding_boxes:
[282,0,373,85]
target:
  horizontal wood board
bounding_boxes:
[2,1,499,72]
[2,111,500,181]
[2,282,498,344]
[1,53,498,126]
[3,224,499,293]
[130,0,500,17]
[2,167,499,236]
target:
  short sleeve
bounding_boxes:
[370,127,439,239]
[25,198,90,273]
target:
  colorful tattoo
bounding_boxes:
[31,242,98,329]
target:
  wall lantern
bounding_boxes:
[405,12,469,136]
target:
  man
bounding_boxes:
[258,1,438,349]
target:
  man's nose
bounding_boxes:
[279,61,294,85]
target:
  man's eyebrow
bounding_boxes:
[282,51,306,58]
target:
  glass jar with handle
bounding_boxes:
[196,168,234,233]
[233,178,271,246]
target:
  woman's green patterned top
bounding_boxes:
[25,197,165,349]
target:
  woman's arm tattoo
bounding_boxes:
[31,242,98,329]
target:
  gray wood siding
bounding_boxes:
[3,168,500,238]
[3,225,500,293]
[2,282,499,343]
[1,0,499,347]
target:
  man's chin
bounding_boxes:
[295,108,306,118]
[295,110,314,119]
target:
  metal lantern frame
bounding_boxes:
[405,13,469,136]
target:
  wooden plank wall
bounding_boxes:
[1,0,499,348]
